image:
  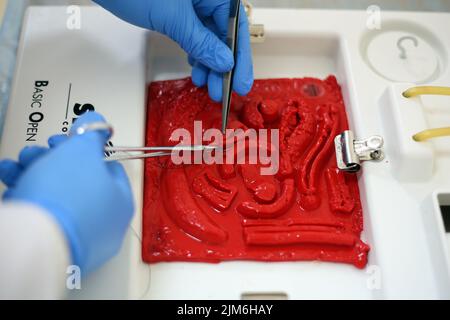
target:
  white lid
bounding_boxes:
[367,31,440,83]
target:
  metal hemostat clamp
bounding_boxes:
[334,130,384,173]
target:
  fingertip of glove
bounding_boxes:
[0,159,14,169]
[234,78,254,96]
[48,134,68,148]
[209,92,222,103]
[18,146,45,166]
[192,65,208,88]
[208,73,223,102]
[0,159,20,188]
[0,159,17,176]
[215,47,234,72]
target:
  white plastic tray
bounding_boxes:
[2,7,450,299]
[144,9,450,300]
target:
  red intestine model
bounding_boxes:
[142,76,369,268]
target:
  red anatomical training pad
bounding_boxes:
[142,76,369,268]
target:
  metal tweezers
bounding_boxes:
[221,0,242,133]
[104,145,217,161]
[71,121,217,161]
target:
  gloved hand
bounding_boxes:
[93,0,254,102]
[0,112,134,275]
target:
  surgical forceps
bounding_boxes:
[221,0,242,133]
[72,122,217,161]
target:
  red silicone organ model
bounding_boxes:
[142,76,369,268]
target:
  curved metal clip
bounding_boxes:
[335,130,384,173]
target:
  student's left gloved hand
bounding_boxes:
[93,0,254,102]
[0,112,134,275]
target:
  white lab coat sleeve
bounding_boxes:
[0,202,71,299]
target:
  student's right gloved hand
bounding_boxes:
[0,112,134,275]
[93,0,254,102]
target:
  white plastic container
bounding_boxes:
[2,7,450,299]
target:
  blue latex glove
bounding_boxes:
[0,112,134,275]
[93,0,254,102]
